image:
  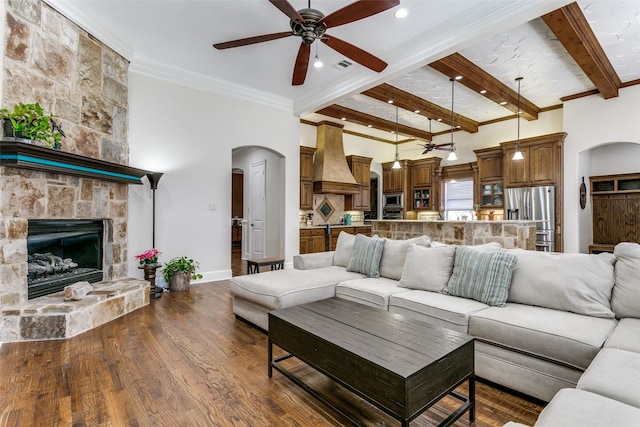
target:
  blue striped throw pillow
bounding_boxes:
[445,246,517,306]
[347,234,385,277]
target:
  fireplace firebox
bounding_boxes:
[27,219,104,299]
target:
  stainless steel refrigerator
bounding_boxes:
[504,186,555,252]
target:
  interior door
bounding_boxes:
[249,160,266,259]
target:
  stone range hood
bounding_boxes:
[312,121,359,195]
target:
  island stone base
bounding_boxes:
[372,220,536,250]
[0,279,149,343]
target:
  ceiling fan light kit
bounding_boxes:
[513,77,524,161]
[213,0,400,85]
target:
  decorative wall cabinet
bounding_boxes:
[590,172,640,252]
[382,160,410,194]
[345,155,372,211]
[299,146,316,210]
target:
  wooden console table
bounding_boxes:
[246,257,284,274]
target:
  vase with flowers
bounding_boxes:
[136,248,162,299]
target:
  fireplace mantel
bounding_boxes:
[0,141,154,184]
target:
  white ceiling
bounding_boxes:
[47,0,640,138]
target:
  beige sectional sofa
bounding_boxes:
[229,232,640,425]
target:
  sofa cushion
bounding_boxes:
[229,266,365,310]
[612,242,640,318]
[604,317,640,353]
[347,234,385,277]
[446,247,517,306]
[333,231,356,267]
[578,348,640,409]
[379,236,431,280]
[336,277,410,310]
[469,303,618,370]
[534,388,640,427]
[389,290,489,333]
[507,249,616,318]
[399,244,456,292]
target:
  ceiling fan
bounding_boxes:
[417,118,452,154]
[213,0,400,85]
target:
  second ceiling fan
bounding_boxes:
[213,0,400,85]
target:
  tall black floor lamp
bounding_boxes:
[145,172,164,248]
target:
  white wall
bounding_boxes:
[127,72,300,283]
[563,84,640,253]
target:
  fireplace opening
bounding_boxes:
[27,219,104,299]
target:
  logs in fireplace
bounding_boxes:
[27,220,104,299]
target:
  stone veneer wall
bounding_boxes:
[371,220,537,250]
[0,1,130,311]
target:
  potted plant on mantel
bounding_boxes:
[162,256,203,292]
[0,102,65,149]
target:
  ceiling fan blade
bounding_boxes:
[318,0,400,28]
[213,31,293,49]
[292,43,310,86]
[269,0,306,23]
[322,34,387,72]
[435,143,453,151]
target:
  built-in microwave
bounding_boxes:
[383,192,403,208]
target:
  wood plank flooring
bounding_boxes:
[0,277,544,426]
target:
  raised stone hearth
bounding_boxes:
[0,279,149,341]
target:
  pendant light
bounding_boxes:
[392,104,401,169]
[447,78,458,161]
[512,77,524,160]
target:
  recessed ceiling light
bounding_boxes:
[341,117,346,120]
[391,130,396,134]
[437,118,443,122]
[456,125,461,129]
[367,124,372,128]
[395,8,409,19]
[480,89,487,94]
[455,75,463,80]
[387,100,394,104]
[414,109,420,113]
[500,101,508,105]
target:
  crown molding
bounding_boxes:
[43,0,293,114]
[129,56,293,113]
[43,0,134,60]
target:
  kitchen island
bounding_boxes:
[372,220,537,250]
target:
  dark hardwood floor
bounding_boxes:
[0,250,544,426]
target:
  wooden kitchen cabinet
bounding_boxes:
[345,155,372,211]
[474,147,504,208]
[382,160,410,194]
[410,158,441,211]
[501,133,565,188]
[300,228,325,254]
[329,226,372,251]
[300,146,316,210]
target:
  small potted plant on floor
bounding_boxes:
[162,256,203,292]
[0,102,65,148]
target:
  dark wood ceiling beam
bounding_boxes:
[542,2,621,99]
[429,53,540,121]
[315,104,433,142]
[363,83,479,133]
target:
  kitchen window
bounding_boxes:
[444,179,474,220]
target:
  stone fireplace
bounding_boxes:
[0,1,150,342]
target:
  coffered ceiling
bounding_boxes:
[49,0,640,144]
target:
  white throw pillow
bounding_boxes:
[507,249,616,318]
[333,231,355,267]
[612,242,640,318]
[379,235,431,280]
[399,244,456,292]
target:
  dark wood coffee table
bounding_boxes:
[268,298,475,427]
